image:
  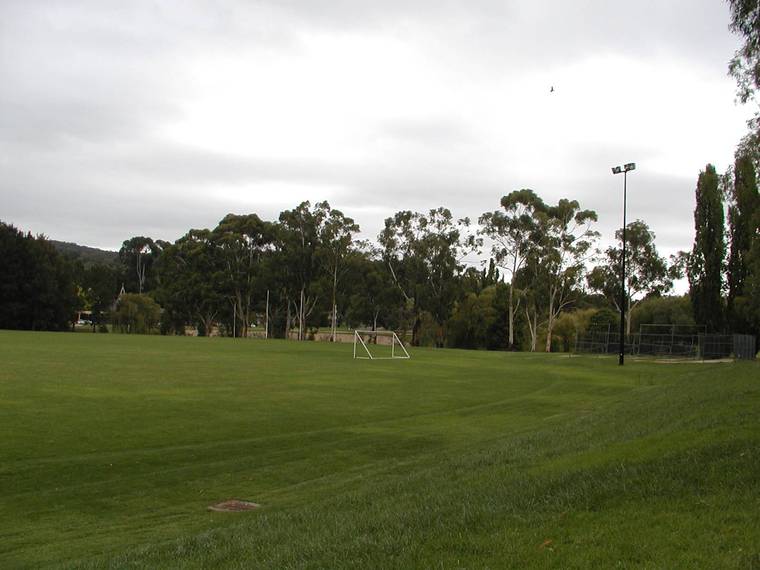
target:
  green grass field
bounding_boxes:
[0,331,758,568]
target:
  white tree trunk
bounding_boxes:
[299,286,306,340]
[545,289,556,353]
[508,281,515,349]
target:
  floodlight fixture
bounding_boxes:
[624,163,636,172]
[611,166,622,174]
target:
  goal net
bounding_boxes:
[353,330,410,360]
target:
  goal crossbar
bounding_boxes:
[353,330,410,360]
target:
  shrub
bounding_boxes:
[112,294,162,334]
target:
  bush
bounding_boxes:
[447,285,509,350]
[630,295,694,332]
[552,309,599,352]
[416,311,442,347]
[112,294,162,334]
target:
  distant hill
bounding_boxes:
[51,240,119,268]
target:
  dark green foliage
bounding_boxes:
[587,307,620,331]
[728,0,760,124]
[447,283,509,350]
[111,293,162,334]
[0,221,79,331]
[344,253,402,332]
[315,204,360,340]
[587,219,672,334]
[277,202,329,340]
[509,197,598,352]
[480,189,547,349]
[155,229,224,336]
[80,263,123,329]
[726,153,759,333]
[212,214,277,337]
[119,236,162,294]
[726,2,760,335]
[378,207,480,346]
[629,295,695,333]
[745,233,760,332]
[458,259,501,297]
[687,164,725,332]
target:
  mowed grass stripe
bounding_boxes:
[0,331,757,568]
[89,363,760,569]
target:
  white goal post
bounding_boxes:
[353,330,411,360]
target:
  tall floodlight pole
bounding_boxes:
[611,163,636,366]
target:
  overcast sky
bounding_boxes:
[0,1,754,274]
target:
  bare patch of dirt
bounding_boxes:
[208,499,260,512]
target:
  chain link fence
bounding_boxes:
[575,323,756,360]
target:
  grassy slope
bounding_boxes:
[0,331,757,568]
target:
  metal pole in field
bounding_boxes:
[265,289,270,339]
[620,170,627,366]
[233,303,236,339]
[612,163,635,366]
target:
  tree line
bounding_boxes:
[2,168,756,348]
[0,190,687,350]
[107,195,677,349]
[2,161,757,351]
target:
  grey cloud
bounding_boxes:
[376,117,474,148]
[0,0,741,253]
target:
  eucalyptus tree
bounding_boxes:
[532,199,599,352]
[344,245,401,332]
[687,164,725,332]
[316,202,360,341]
[81,262,123,331]
[212,214,276,337]
[119,236,159,294]
[278,202,328,340]
[515,242,550,352]
[587,220,672,334]
[480,189,547,349]
[157,229,224,336]
[378,207,480,345]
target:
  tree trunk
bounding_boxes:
[331,302,337,342]
[199,312,216,338]
[299,286,306,341]
[136,254,143,294]
[525,305,537,352]
[508,280,514,349]
[545,291,555,353]
[412,314,421,346]
[285,300,292,339]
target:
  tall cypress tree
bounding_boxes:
[726,152,759,330]
[687,164,726,332]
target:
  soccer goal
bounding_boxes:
[353,330,410,360]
